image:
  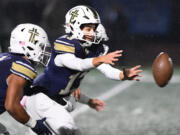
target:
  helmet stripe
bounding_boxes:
[87,6,99,19]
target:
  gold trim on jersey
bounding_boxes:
[11,62,37,80]
[54,43,75,53]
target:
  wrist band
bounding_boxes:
[79,94,90,104]
[25,117,37,128]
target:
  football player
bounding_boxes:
[22,5,142,135]
[62,23,111,113]
[65,23,110,112]
[0,23,52,135]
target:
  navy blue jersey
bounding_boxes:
[34,35,105,99]
[0,53,37,114]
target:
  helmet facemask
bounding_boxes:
[38,43,51,66]
[94,24,109,44]
[27,41,51,66]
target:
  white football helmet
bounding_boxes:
[9,23,51,66]
[65,5,101,47]
[95,24,109,43]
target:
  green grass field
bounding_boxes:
[0,68,180,135]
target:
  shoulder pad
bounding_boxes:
[10,61,37,81]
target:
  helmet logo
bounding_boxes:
[70,10,79,24]
[28,28,39,43]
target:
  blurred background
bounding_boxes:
[0,0,180,67]
[1,1,180,135]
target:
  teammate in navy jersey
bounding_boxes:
[23,5,142,135]
[0,23,52,135]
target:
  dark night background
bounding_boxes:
[0,0,180,67]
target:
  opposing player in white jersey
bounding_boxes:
[22,5,142,135]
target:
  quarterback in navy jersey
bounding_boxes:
[23,5,142,135]
[35,34,109,99]
[0,23,52,135]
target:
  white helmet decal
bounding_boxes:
[28,28,39,43]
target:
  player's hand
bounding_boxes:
[88,99,106,112]
[31,118,52,135]
[72,88,81,101]
[93,50,123,67]
[100,50,123,65]
[122,65,142,81]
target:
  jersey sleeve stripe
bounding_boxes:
[15,61,35,71]
[11,62,37,80]
[10,69,32,81]
[55,40,74,47]
[54,43,75,53]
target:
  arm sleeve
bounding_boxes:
[54,53,95,71]
[97,64,122,80]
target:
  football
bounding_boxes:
[152,52,173,87]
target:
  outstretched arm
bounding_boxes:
[97,64,142,81]
[54,50,123,71]
[72,88,106,112]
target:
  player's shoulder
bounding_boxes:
[0,52,10,57]
[55,35,76,46]
[0,52,11,61]
[10,54,37,81]
[53,35,78,54]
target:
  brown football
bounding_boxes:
[152,52,173,87]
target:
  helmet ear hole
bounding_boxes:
[26,53,30,57]
[27,46,34,51]
[34,40,38,45]
[21,28,25,32]
[22,47,25,51]
[70,26,73,31]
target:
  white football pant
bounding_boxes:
[22,93,80,135]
